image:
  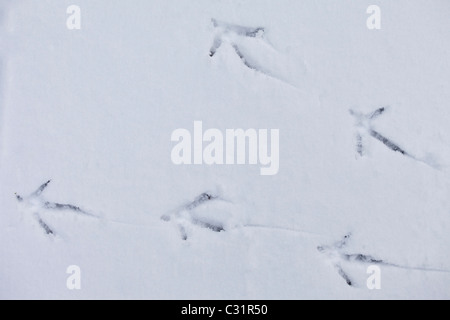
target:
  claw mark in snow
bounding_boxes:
[185,192,219,210]
[37,217,54,235]
[15,180,96,236]
[335,263,353,286]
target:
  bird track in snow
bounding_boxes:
[209,18,298,88]
[161,192,225,240]
[15,180,96,236]
[161,191,325,240]
[318,233,450,287]
[209,18,265,58]
[18,183,447,286]
[350,107,440,169]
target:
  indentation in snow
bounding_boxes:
[350,107,440,169]
[162,189,244,240]
[318,233,450,287]
[209,18,302,87]
[15,180,96,236]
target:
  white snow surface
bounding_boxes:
[1,0,450,299]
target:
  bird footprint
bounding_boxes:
[15,180,95,236]
[161,191,243,240]
[209,18,302,87]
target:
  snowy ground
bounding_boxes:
[1,0,450,299]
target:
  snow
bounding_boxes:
[1,0,450,299]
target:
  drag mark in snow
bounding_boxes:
[350,108,439,169]
[15,180,96,236]
[243,224,324,237]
